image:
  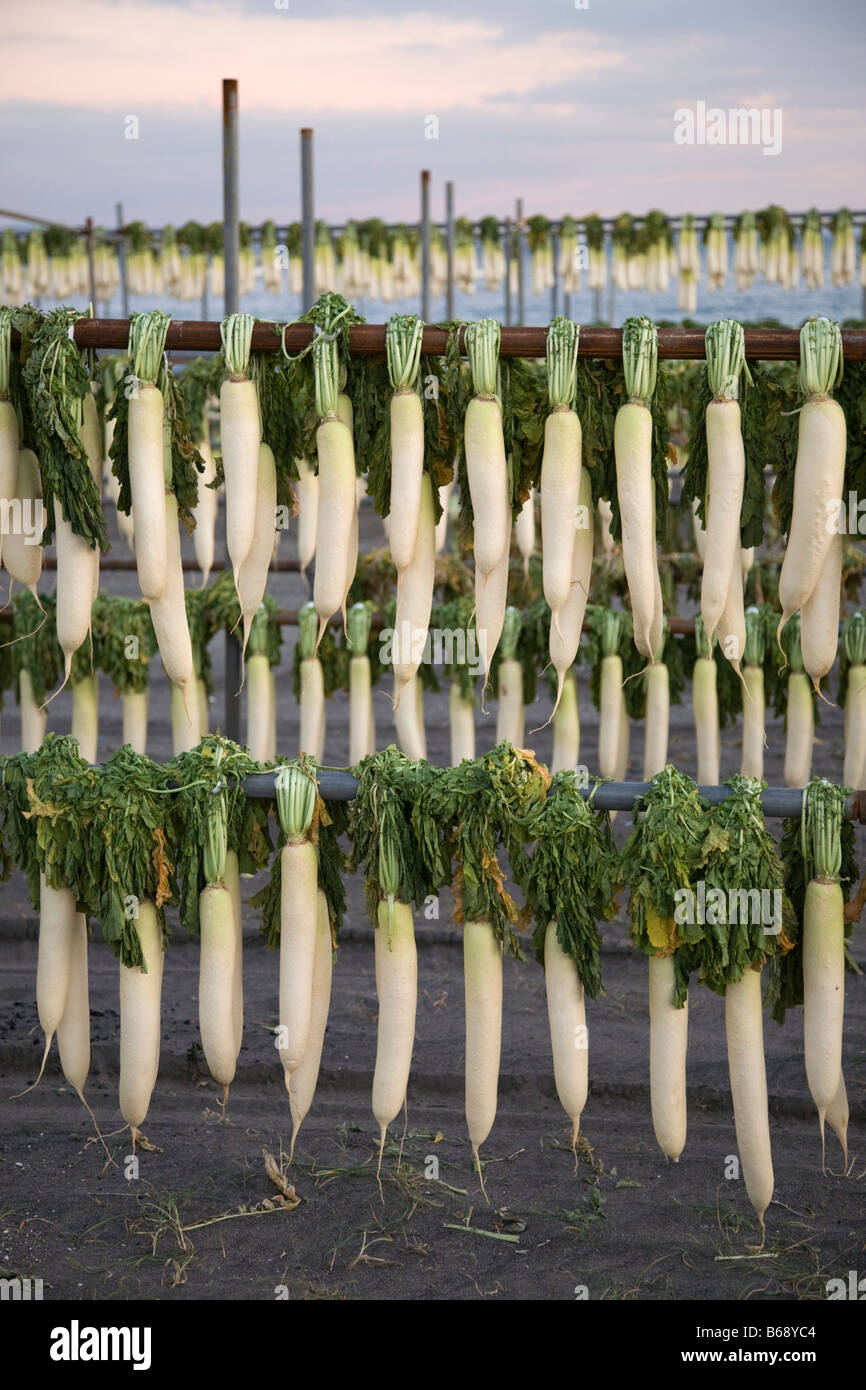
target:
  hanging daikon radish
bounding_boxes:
[717,543,747,682]
[518,769,616,1161]
[597,610,625,779]
[119,899,164,1142]
[643,622,670,780]
[434,478,454,554]
[295,455,319,585]
[842,612,866,789]
[701,320,751,648]
[515,489,535,580]
[20,669,45,751]
[288,890,333,1160]
[235,440,276,659]
[386,314,425,573]
[783,615,813,788]
[548,468,593,720]
[621,768,712,1163]
[551,670,579,774]
[692,616,720,785]
[741,607,766,779]
[193,414,218,587]
[56,911,98,1131]
[464,319,509,577]
[614,317,662,659]
[246,605,277,763]
[151,489,198,744]
[801,530,843,696]
[276,762,320,1074]
[392,672,425,760]
[496,607,524,746]
[297,601,325,762]
[4,447,43,596]
[778,319,846,642]
[336,390,358,629]
[541,317,582,634]
[450,684,476,765]
[392,473,435,706]
[127,311,170,600]
[475,514,512,682]
[197,746,238,1105]
[348,602,375,764]
[800,780,846,1162]
[219,313,260,586]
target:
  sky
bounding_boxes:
[1,0,864,228]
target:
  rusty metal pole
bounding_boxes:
[445,181,455,320]
[301,129,315,312]
[84,217,97,312]
[421,170,431,320]
[116,202,129,319]
[222,77,242,739]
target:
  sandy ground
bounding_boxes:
[0,502,863,1303]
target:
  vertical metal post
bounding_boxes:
[607,274,615,328]
[420,170,431,321]
[84,217,97,312]
[551,227,559,320]
[564,290,571,321]
[504,217,512,326]
[515,199,524,325]
[222,77,242,740]
[445,181,455,320]
[593,286,603,324]
[222,78,240,316]
[116,202,129,318]
[301,128,315,312]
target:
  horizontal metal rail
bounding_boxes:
[15,319,866,361]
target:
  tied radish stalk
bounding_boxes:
[700,321,752,652]
[385,314,425,573]
[800,780,847,1164]
[692,616,720,785]
[464,319,509,578]
[778,319,846,644]
[783,615,813,788]
[348,602,375,764]
[496,607,524,746]
[127,312,170,600]
[297,602,325,761]
[276,761,320,1073]
[547,467,593,722]
[551,670,579,774]
[842,612,866,789]
[392,472,435,705]
[197,745,239,1105]
[643,621,670,780]
[598,609,625,779]
[741,607,766,779]
[614,317,662,659]
[288,889,333,1160]
[541,318,582,635]
[219,313,260,587]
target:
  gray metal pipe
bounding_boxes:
[420,170,431,321]
[445,181,455,321]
